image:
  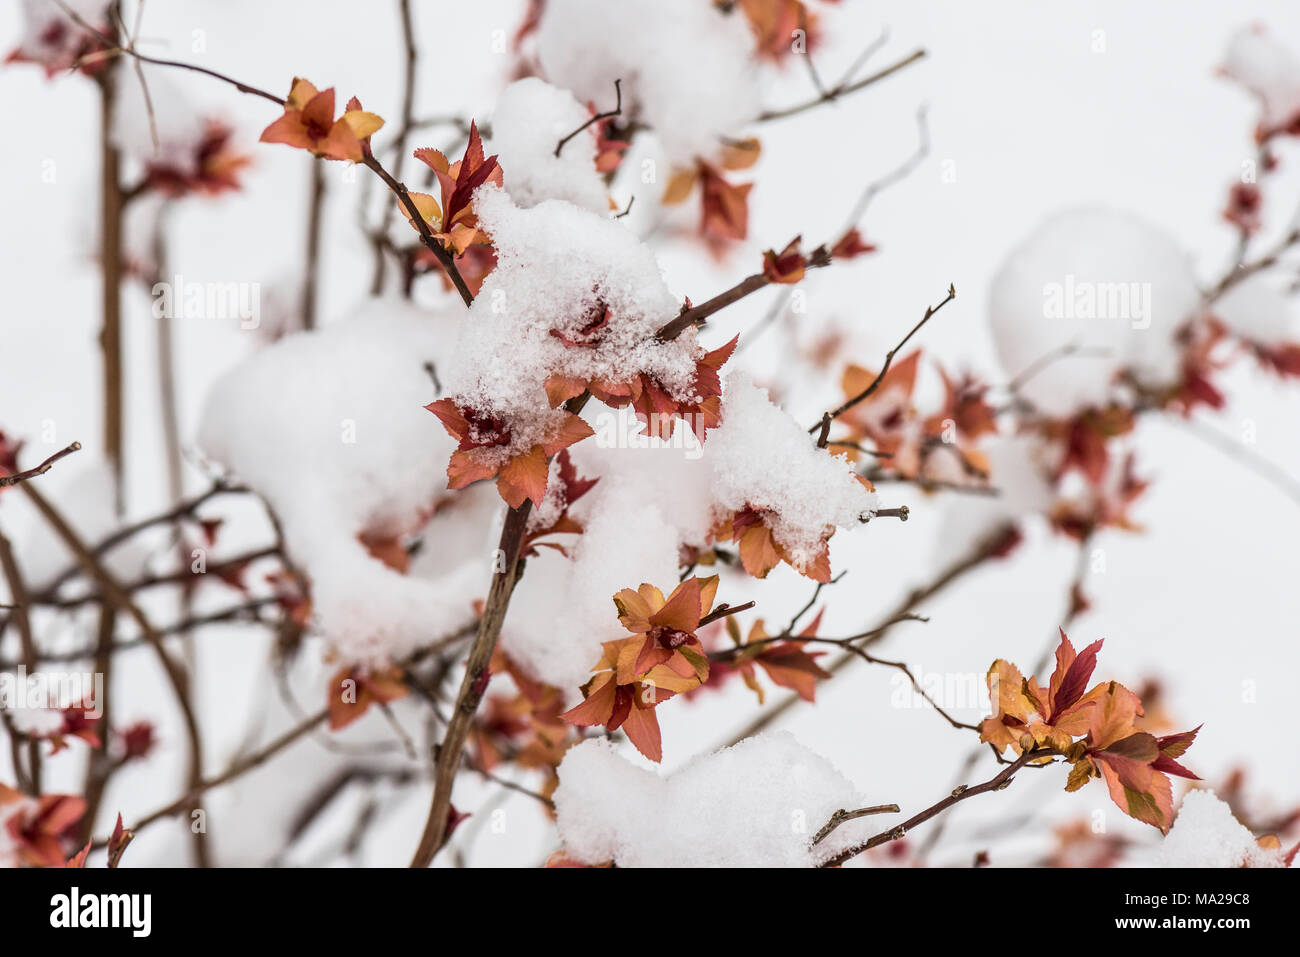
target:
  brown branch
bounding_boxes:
[54,0,283,105]
[93,22,124,511]
[757,49,927,123]
[697,600,757,627]
[35,480,246,597]
[370,0,420,296]
[1207,226,1300,303]
[37,545,280,610]
[411,311,712,864]
[555,78,621,157]
[302,158,326,326]
[0,529,41,794]
[55,9,475,309]
[739,107,930,356]
[812,803,900,845]
[97,708,330,848]
[409,498,534,866]
[146,205,185,509]
[820,749,1047,867]
[811,283,956,434]
[718,522,1018,747]
[0,441,82,488]
[20,482,209,865]
[0,598,281,671]
[80,605,116,844]
[362,153,475,307]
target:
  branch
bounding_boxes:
[0,441,82,488]
[810,283,956,440]
[369,0,420,296]
[812,803,900,845]
[54,7,475,308]
[757,49,927,123]
[697,600,757,627]
[739,106,931,355]
[97,708,330,847]
[717,522,1018,747]
[555,79,621,157]
[362,152,475,307]
[0,530,41,794]
[819,749,1048,866]
[21,482,209,864]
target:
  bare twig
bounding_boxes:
[718,522,1018,747]
[812,803,900,845]
[820,749,1049,866]
[811,283,956,434]
[758,49,927,123]
[555,78,621,157]
[0,442,82,488]
[21,482,208,865]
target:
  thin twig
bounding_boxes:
[812,803,900,845]
[0,442,82,488]
[555,78,621,157]
[718,522,1018,747]
[820,749,1049,866]
[757,49,926,123]
[810,283,956,434]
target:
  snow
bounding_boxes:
[535,0,761,165]
[488,77,610,214]
[1220,24,1300,132]
[709,374,878,569]
[1150,790,1285,868]
[988,208,1204,418]
[498,374,880,689]
[443,187,702,453]
[6,704,64,736]
[553,733,879,867]
[196,297,486,664]
[1212,273,1297,346]
[500,467,682,692]
[497,374,879,690]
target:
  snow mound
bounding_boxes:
[1152,790,1285,868]
[553,733,877,867]
[989,208,1203,418]
[1221,24,1300,133]
[197,298,483,664]
[442,188,701,452]
[709,374,878,569]
[488,78,610,214]
[536,0,761,164]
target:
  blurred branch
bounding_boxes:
[554,78,621,157]
[20,481,209,865]
[0,441,82,488]
[757,49,927,123]
[741,107,931,355]
[0,529,42,793]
